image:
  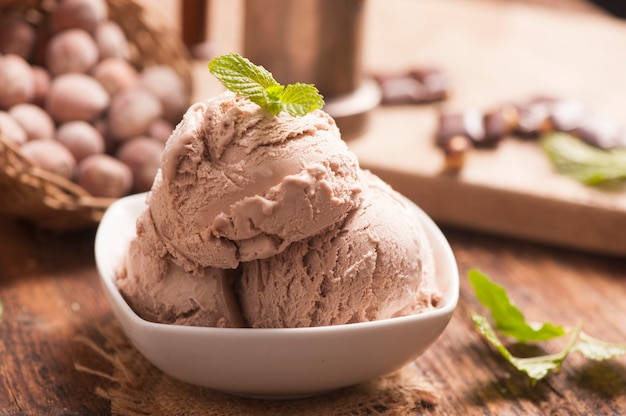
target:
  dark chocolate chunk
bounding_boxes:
[441,134,472,172]
[570,115,623,149]
[376,75,431,104]
[514,100,553,138]
[547,99,587,132]
[436,109,485,146]
[480,104,518,147]
[409,68,451,102]
[375,68,451,104]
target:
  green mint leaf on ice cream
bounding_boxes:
[208,53,324,117]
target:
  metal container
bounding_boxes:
[243,0,379,138]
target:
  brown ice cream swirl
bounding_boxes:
[149,92,363,272]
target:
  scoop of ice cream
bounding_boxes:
[117,209,245,327]
[115,89,440,330]
[238,171,440,328]
[148,92,362,272]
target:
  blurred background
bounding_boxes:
[2,0,625,254]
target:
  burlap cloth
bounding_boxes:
[75,321,440,415]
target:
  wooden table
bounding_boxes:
[1,216,625,415]
[2,0,626,414]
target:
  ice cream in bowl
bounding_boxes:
[94,54,459,398]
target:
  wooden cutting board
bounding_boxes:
[346,0,626,257]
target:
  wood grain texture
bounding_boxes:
[0,219,624,414]
[418,227,626,415]
[0,220,111,415]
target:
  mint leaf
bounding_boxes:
[280,83,325,117]
[208,53,324,117]
[472,313,580,384]
[208,53,277,91]
[573,332,626,360]
[472,314,578,384]
[469,269,566,342]
[470,270,626,385]
[541,132,626,185]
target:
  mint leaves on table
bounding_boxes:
[541,132,626,185]
[471,271,566,342]
[469,269,626,384]
[208,53,324,117]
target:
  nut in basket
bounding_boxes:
[0,0,193,230]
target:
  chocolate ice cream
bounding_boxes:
[148,92,362,272]
[117,90,439,328]
[117,209,244,327]
[239,171,439,328]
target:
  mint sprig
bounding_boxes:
[471,314,580,383]
[208,53,324,117]
[469,270,565,342]
[541,132,626,185]
[469,269,626,384]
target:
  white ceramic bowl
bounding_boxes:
[95,192,459,398]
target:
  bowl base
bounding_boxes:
[223,387,342,400]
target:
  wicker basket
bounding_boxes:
[0,0,192,231]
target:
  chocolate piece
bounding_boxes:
[376,75,431,104]
[436,109,485,145]
[547,99,587,132]
[376,68,451,104]
[441,134,472,172]
[514,100,553,138]
[410,68,451,102]
[480,104,518,147]
[570,115,622,149]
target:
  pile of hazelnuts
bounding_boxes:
[0,0,190,198]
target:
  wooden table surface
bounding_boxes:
[1,216,625,415]
[2,0,626,415]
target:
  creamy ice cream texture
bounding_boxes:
[117,209,245,328]
[117,91,440,328]
[239,171,439,328]
[149,92,362,271]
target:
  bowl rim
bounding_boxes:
[95,192,459,336]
